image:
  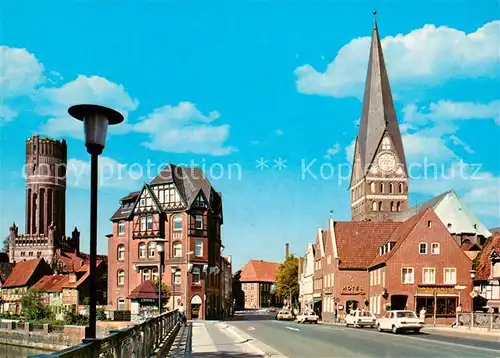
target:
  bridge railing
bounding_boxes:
[29,310,179,358]
[456,312,500,331]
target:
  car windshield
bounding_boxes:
[396,311,417,318]
[360,311,373,317]
[280,311,290,314]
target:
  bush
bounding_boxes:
[96,308,107,321]
[21,288,54,322]
[64,307,89,326]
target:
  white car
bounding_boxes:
[376,310,424,334]
[345,310,376,328]
[296,311,319,324]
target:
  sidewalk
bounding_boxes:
[168,321,278,357]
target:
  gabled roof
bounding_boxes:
[240,260,280,283]
[110,192,138,221]
[356,17,407,175]
[475,235,500,281]
[33,275,70,293]
[391,190,491,238]
[370,209,428,267]
[3,258,46,288]
[127,280,159,299]
[130,183,163,214]
[333,220,400,269]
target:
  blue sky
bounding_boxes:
[1,1,499,270]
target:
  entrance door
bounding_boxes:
[391,295,408,310]
[346,300,358,313]
[191,295,202,320]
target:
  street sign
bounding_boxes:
[469,291,478,298]
[454,285,466,290]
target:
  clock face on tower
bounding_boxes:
[378,153,396,173]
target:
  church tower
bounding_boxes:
[350,14,409,221]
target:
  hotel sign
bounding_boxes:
[341,285,365,295]
[417,286,456,295]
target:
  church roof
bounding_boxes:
[356,16,407,175]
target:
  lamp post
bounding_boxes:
[172,267,178,311]
[152,239,167,314]
[68,104,123,340]
[184,250,194,317]
[470,269,476,311]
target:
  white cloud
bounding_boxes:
[345,139,355,164]
[37,75,139,139]
[295,21,500,98]
[324,143,341,159]
[67,156,140,190]
[0,46,45,97]
[133,101,236,156]
[0,104,18,124]
[426,100,500,125]
[449,135,474,154]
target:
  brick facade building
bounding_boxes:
[239,260,282,309]
[107,164,224,320]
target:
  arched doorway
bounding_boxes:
[191,295,202,319]
[346,300,359,313]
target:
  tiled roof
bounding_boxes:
[370,209,428,267]
[33,275,70,292]
[334,221,400,269]
[239,260,280,283]
[110,193,137,221]
[475,235,500,281]
[63,260,105,288]
[127,280,159,299]
[3,258,44,288]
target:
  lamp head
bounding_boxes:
[68,104,124,155]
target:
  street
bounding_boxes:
[227,311,500,358]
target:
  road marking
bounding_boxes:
[285,326,300,331]
[248,327,255,331]
[317,324,500,353]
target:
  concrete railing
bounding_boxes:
[456,312,500,331]
[29,310,180,358]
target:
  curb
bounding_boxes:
[216,322,289,358]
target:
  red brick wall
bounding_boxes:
[384,210,473,315]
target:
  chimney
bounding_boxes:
[285,243,289,259]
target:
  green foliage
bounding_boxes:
[21,288,55,322]
[63,306,89,326]
[2,236,9,253]
[96,307,107,321]
[275,255,299,300]
[152,279,172,300]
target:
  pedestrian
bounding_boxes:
[178,302,187,326]
[419,307,426,321]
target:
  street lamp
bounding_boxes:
[184,250,194,317]
[470,269,476,311]
[152,239,167,314]
[171,267,178,311]
[68,104,123,340]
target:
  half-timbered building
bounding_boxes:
[107,164,223,320]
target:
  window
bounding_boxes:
[117,270,125,286]
[118,299,126,311]
[444,268,457,284]
[389,183,394,194]
[397,202,401,211]
[148,242,156,258]
[140,216,147,231]
[423,268,436,284]
[142,268,151,282]
[372,201,377,211]
[419,243,428,254]
[140,198,145,206]
[173,242,182,257]
[390,201,395,211]
[139,242,146,258]
[382,137,391,150]
[192,267,201,284]
[378,201,383,211]
[194,240,203,257]
[118,221,125,236]
[174,271,182,284]
[428,220,432,228]
[401,267,414,284]
[173,214,182,231]
[146,215,153,230]
[380,183,384,193]
[370,182,376,193]
[195,215,203,230]
[152,268,159,282]
[399,183,404,193]
[117,244,125,261]
[416,297,457,317]
[29,252,33,256]
[431,243,440,255]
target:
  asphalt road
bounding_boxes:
[228,311,500,358]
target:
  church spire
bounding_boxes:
[356,12,407,175]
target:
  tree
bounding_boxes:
[2,236,9,253]
[275,255,299,307]
[21,288,54,322]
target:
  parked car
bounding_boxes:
[276,310,294,321]
[345,310,376,328]
[269,306,276,312]
[376,310,424,334]
[295,311,319,324]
